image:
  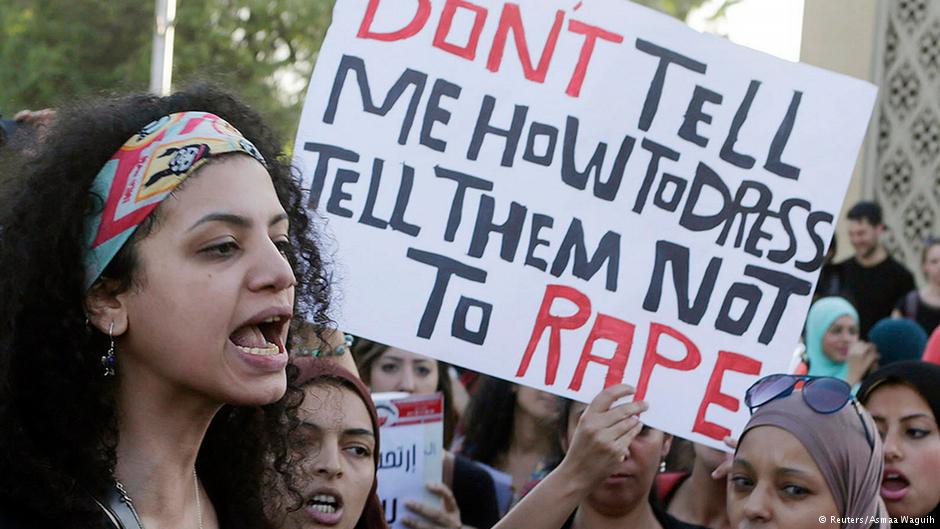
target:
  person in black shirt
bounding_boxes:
[837,201,915,338]
[894,237,940,335]
[493,385,707,529]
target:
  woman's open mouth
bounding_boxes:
[229,315,285,355]
[881,469,911,501]
[304,492,345,526]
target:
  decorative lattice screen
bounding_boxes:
[870,0,940,282]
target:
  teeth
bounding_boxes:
[309,504,336,513]
[236,343,280,355]
[261,316,282,323]
[312,494,336,503]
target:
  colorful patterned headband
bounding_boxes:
[82,111,266,289]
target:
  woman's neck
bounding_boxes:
[667,460,729,529]
[509,409,555,457]
[114,361,220,528]
[922,282,940,303]
[499,409,557,491]
[571,499,661,529]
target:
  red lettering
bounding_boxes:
[357,0,431,42]
[517,284,591,385]
[565,20,623,97]
[568,314,635,391]
[433,0,489,60]
[693,350,762,441]
[635,323,701,401]
[486,4,565,83]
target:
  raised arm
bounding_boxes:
[492,384,647,529]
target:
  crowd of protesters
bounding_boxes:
[1,86,939,529]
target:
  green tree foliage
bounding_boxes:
[0,0,712,142]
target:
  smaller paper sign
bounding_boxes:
[374,392,445,529]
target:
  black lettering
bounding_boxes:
[744,265,812,344]
[451,296,492,345]
[324,54,427,145]
[389,165,421,237]
[523,122,559,166]
[525,214,554,272]
[302,142,359,210]
[678,162,732,232]
[743,210,772,258]
[468,195,527,262]
[406,248,488,339]
[561,116,636,201]
[435,166,494,242]
[550,218,621,292]
[766,198,810,264]
[631,138,680,214]
[796,211,833,272]
[643,240,722,325]
[325,168,358,218]
[678,85,723,147]
[420,79,462,152]
[467,95,527,167]
[359,158,389,229]
[715,283,761,336]
[635,39,707,132]
[717,180,772,248]
[764,91,803,180]
[652,173,688,212]
[720,80,760,169]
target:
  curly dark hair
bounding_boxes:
[459,376,561,468]
[0,84,331,528]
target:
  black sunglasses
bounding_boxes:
[744,374,874,450]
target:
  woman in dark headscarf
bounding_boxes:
[859,361,940,527]
[727,377,888,529]
[270,359,388,529]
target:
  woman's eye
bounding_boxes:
[729,475,753,491]
[380,363,398,374]
[416,366,432,377]
[201,241,239,257]
[907,428,930,439]
[782,484,809,498]
[274,238,292,256]
[345,445,371,457]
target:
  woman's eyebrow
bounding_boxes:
[188,212,251,231]
[344,428,375,438]
[777,467,813,478]
[269,212,288,226]
[900,413,934,422]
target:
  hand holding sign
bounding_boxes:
[557,384,648,492]
[403,482,462,529]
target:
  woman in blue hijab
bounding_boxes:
[805,297,879,387]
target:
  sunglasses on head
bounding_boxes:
[744,374,874,450]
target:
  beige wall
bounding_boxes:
[800,0,879,261]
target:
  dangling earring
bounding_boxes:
[101,321,116,377]
[659,459,667,473]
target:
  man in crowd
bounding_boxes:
[838,201,915,338]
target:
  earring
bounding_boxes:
[659,459,667,473]
[100,321,116,377]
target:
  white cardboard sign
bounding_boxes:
[373,392,445,529]
[294,0,877,448]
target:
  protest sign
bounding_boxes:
[294,0,877,448]
[374,392,444,529]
